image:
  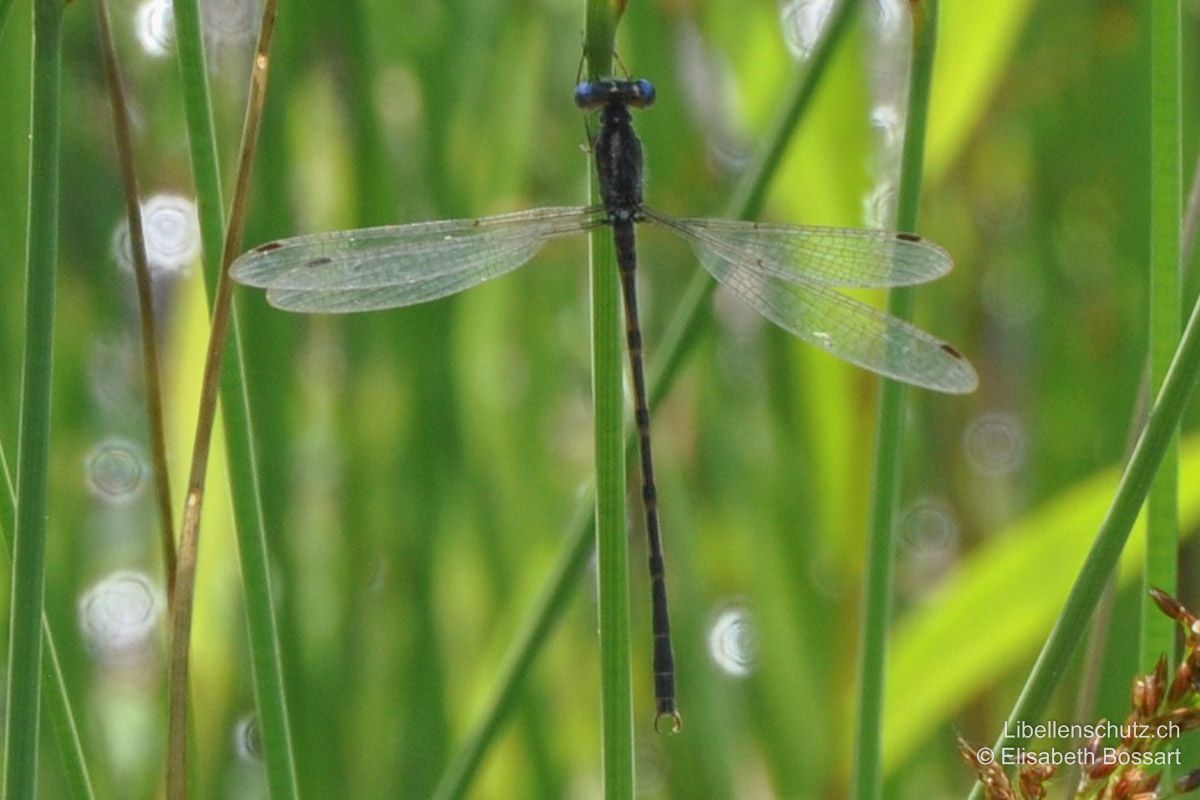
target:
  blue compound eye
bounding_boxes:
[574,81,603,110]
[632,79,656,108]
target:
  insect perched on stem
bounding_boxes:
[232,77,976,731]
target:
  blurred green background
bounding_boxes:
[2,0,1200,797]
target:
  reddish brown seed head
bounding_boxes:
[1018,761,1055,799]
[1088,749,1119,781]
[1169,658,1192,703]
[1150,587,1194,626]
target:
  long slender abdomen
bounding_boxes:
[611,218,680,730]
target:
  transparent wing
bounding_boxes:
[682,224,978,394]
[231,206,604,313]
[644,208,951,288]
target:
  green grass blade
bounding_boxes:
[38,626,94,800]
[966,243,1200,800]
[169,0,299,795]
[3,0,64,797]
[583,0,617,80]
[852,3,938,798]
[0,452,94,800]
[582,4,634,796]
[592,181,634,799]
[1142,0,1181,672]
[219,338,301,800]
[220,11,300,798]
[170,0,223,283]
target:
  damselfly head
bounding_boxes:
[574,78,656,111]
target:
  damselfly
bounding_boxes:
[232,78,977,731]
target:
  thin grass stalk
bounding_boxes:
[170,0,223,286]
[1121,144,1200,474]
[1061,579,1117,794]
[965,255,1200,800]
[431,7,856,796]
[38,621,94,800]
[0,248,90,800]
[3,0,64,796]
[852,3,937,798]
[225,23,297,800]
[95,0,177,604]
[582,2,634,796]
[0,458,94,799]
[166,1,298,797]
[215,326,299,800]
[592,168,635,796]
[1142,0,1181,672]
